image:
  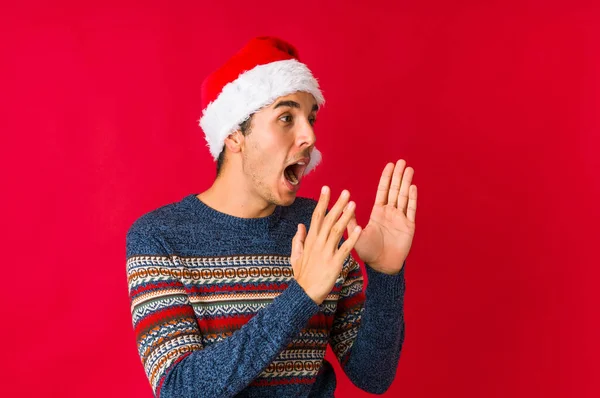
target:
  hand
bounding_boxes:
[290,186,362,305]
[347,159,417,275]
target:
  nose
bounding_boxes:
[296,117,316,150]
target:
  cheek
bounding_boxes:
[246,137,281,175]
[263,130,289,150]
[252,128,292,156]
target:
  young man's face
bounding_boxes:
[241,91,318,207]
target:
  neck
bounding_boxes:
[197,170,277,219]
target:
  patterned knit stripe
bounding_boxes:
[256,360,324,380]
[335,339,357,366]
[274,348,328,360]
[330,305,363,330]
[134,301,204,395]
[250,376,318,387]
[129,253,349,283]
[197,328,331,346]
[130,286,187,314]
[341,258,364,287]
[185,330,339,351]
[338,278,363,297]
[193,307,335,338]
[144,332,202,370]
[252,352,329,384]
[137,317,200,358]
[181,265,295,284]
[187,289,344,302]
[149,343,201,392]
[196,313,256,331]
[126,253,293,265]
[333,287,364,315]
[178,254,293,267]
[185,282,292,294]
[127,265,181,289]
[188,297,339,320]
[193,301,274,320]
[134,304,195,336]
[127,255,181,301]
[194,315,334,337]
[132,295,189,324]
[329,312,361,361]
[328,256,365,365]
[127,254,172,270]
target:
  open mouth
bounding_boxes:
[283,158,309,187]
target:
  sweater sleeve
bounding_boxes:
[328,255,406,394]
[126,227,320,398]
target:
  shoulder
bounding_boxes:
[126,196,189,257]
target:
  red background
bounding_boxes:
[2,1,599,397]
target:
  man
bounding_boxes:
[126,36,417,397]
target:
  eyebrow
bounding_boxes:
[273,100,319,112]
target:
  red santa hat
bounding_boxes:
[199,36,325,174]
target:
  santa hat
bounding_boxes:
[199,36,325,174]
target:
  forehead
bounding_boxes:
[267,91,318,110]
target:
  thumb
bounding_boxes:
[291,224,306,271]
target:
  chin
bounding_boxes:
[273,176,301,207]
[273,188,298,207]
[279,195,297,207]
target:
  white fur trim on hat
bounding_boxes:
[199,59,325,173]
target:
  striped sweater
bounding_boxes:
[126,193,406,397]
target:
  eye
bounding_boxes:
[279,114,292,123]
[309,116,317,126]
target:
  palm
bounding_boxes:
[348,160,417,275]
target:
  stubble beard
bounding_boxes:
[243,148,288,208]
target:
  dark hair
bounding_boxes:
[216,114,254,177]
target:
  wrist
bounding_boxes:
[295,278,324,305]
[367,262,403,275]
[365,263,406,303]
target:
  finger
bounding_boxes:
[397,166,414,213]
[346,211,358,238]
[291,223,306,262]
[290,224,306,274]
[374,163,395,206]
[406,185,417,223]
[327,200,356,249]
[320,189,350,239]
[307,186,330,246]
[387,159,407,207]
[335,225,362,264]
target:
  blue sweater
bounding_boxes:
[126,193,406,397]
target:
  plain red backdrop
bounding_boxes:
[2,0,599,397]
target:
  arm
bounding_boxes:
[126,228,320,398]
[328,255,406,394]
[328,159,415,393]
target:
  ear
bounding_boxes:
[224,130,244,154]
